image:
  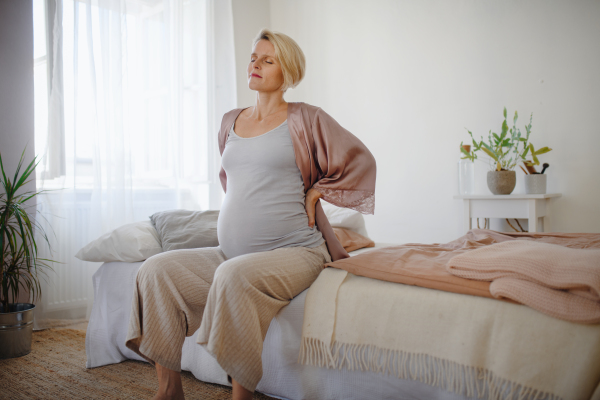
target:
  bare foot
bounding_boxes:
[232,378,253,400]
[153,362,185,400]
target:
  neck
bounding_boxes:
[251,93,287,122]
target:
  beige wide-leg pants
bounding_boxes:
[125,241,331,392]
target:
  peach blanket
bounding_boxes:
[446,240,600,323]
[325,229,600,323]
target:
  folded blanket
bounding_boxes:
[299,267,600,400]
[446,240,600,324]
[322,229,508,301]
[324,229,600,317]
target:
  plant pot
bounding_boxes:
[525,174,547,194]
[487,170,516,195]
[0,303,35,359]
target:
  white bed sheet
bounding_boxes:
[85,243,475,400]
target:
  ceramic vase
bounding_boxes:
[487,170,516,195]
[524,174,547,194]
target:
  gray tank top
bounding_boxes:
[217,119,325,260]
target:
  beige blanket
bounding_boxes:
[299,267,600,400]
[447,240,600,324]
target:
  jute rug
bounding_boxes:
[0,329,278,399]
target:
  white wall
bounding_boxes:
[0,0,35,190]
[0,0,36,304]
[232,0,600,244]
[232,0,271,107]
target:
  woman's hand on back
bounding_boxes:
[305,188,323,228]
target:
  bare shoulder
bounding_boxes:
[222,107,246,123]
[239,106,253,117]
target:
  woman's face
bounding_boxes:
[248,39,284,93]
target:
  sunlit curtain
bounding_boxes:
[32,0,236,330]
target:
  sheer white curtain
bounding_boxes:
[32,0,236,330]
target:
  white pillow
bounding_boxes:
[320,201,370,238]
[75,220,162,263]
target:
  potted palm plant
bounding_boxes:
[1,147,58,359]
[463,107,549,195]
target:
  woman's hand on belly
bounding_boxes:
[305,188,323,228]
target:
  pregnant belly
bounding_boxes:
[217,197,318,259]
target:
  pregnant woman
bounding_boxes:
[125,28,376,400]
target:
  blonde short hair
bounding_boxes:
[252,28,306,92]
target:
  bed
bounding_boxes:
[86,243,468,400]
[81,210,600,400]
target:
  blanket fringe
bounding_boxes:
[298,337,562,400]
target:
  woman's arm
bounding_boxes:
[309,107,376,215]
[305,188,323,228]
[306,187,349,259]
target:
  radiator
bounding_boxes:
[35,199,92,314]
[33,189,184,319]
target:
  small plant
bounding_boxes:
[1,146,59,312]
[462,107,551,171]
[523,141,552,171]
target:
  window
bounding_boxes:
[34,0,212,211]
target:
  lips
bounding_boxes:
[251,74,262,78]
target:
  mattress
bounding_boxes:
[85,243,477,400]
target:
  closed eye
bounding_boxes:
[251,58,273,64]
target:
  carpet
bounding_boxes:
[0,328,278,399]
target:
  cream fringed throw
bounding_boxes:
[299,268,600,400]
[446,240,600,324]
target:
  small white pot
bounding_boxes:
[524,174,547,194]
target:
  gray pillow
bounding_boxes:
[149,209,220,252]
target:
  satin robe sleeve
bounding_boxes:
[309,107,377,215]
